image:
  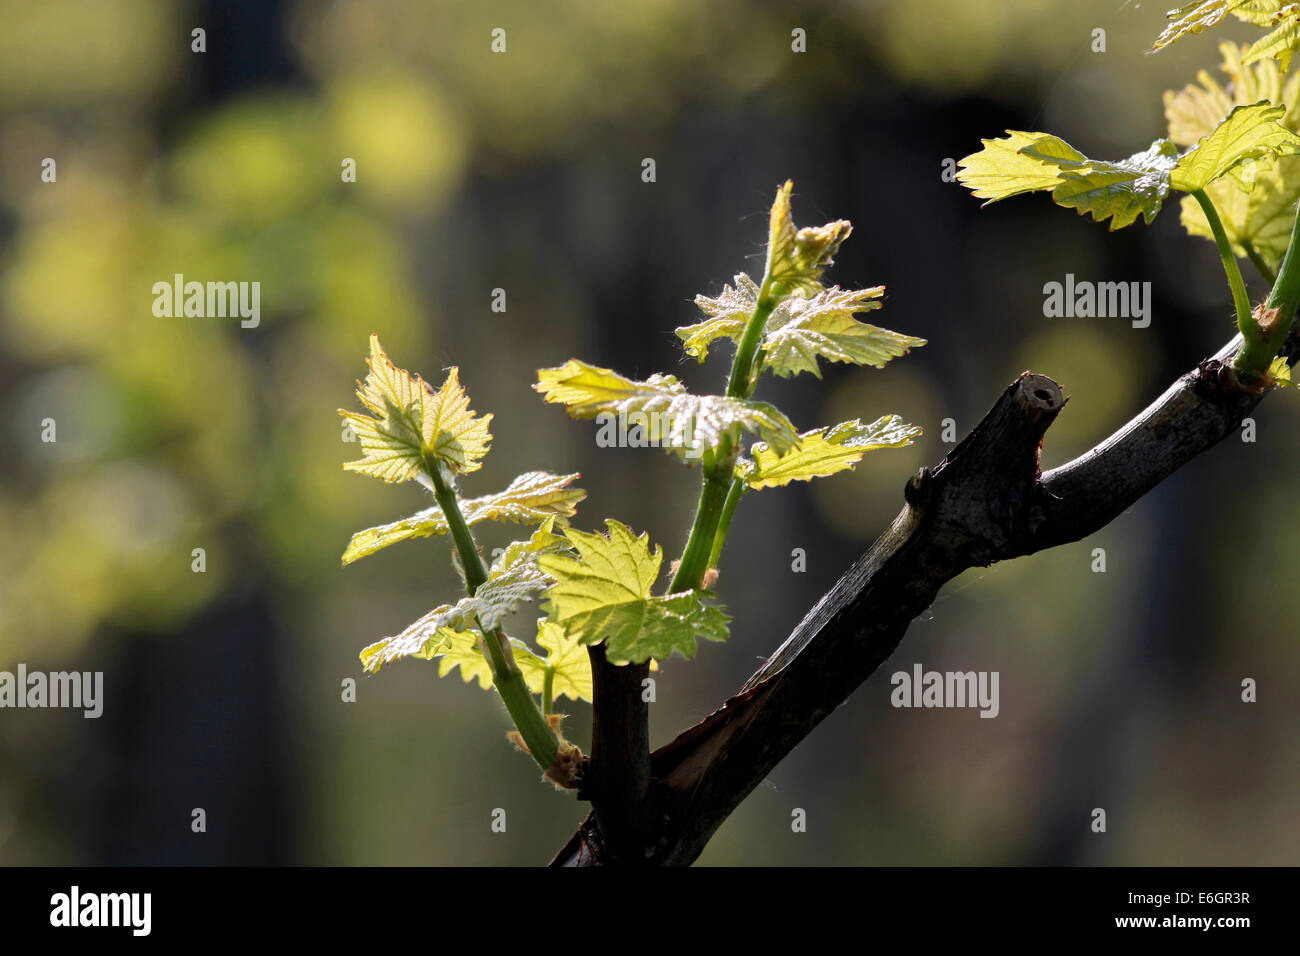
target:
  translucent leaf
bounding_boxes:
[765,180,852,296]
[341,471,584,565]
[470,518,574,615]
[682,280,921,378]
[425,623,593,701]
[1150,1,1281,53]
[759,286,924,378]
[737,416,923,490]
[958,132,1178,228]
[1170,43,1300,268]
[1242,5,1300,70]
[536,520,730,664]
[959,110,1300,231]
[1022,138,1181,230]
[1269,355,1294,386]
[1169,102,1300,191]
[678,273,761,363]
[534,359,800,456]
[955,131,1085,204]
[515,621,594,702]
[358,522,572,672]
[427,630,494,689]
[340,334,492,482]
[360,600,479,673]
[486,515,573,579]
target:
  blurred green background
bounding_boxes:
[0,0,1295,865]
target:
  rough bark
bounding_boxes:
[552,330,1297,867]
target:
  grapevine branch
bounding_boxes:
[552,324,1300,866]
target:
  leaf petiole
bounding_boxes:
[707,477,746,571]
[1192,188,1253,339]
[1236,198,1300,383]
[542,668,555,717]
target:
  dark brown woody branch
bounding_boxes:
[552,329,1298,866]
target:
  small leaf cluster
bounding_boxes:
[338,182,925,773]
[956,102,1300,230]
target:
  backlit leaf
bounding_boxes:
[515,621,594,703]
[427,630,494,689]
[958,132,1179,228]
[1169,43,1300,269]
[341,471,584,564]
[1150,1,1280,53]
[340,334,492,482]
[1168,102,1300,191]
[766,180,851,296]
[537,520,730,664]
[358,521,573,672]
[678,273,762,363]
[760,287,924,378]
[955,131,1085,204]
[738,416,923,490]
[1242,4,1300,70]
[681,279,922,378]
[534,359,800,456]
[1022,138,1181,230]
[359,601,478,673]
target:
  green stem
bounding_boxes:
[542,669,555,717]
[1241,239,1276,286]
[672,275,782,592]
[1235,199,1300,383]
[707,477,746,570]
[725,276,779,400]
[1192,189,1253,339]
[668,442,737,591]
[426,457,488,596]
[425,456,560,770]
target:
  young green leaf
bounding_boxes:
[341,471,584,565]
[340,334,493,483]
[425,630,495,689]
[486,515,573,578]
[960,103,1300,231]
[427,622,594,703]
[536,519,730,664]
[358,522,573,673]
[737,416,923,490]
[359,601,477,673]
[1169,43,1300,269]
[680,279,922,378]
[954,131,1086,204]
[1268,355,1294,385]
[679,273,762,363]
[1242,4,1300,70]
[470,518,574,612]
[1150,1,1279,53]
[766,180,851,296]
[760,287,924,378]
[957,132,1178,229]
[514,621,594,703]
[534,359,801,455]
[1022,138,1182,230]
[1168,102,1300,191]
